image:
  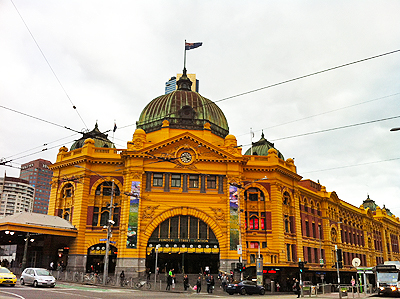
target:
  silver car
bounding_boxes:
[20,268,56,287]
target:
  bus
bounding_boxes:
[374,261,400,296]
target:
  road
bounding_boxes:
[0,283,229,299]
[0,283,381,299]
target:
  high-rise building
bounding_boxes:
[165,76,176,94]
[165,73,199,94]
[20,159,52,214]
[0,175,34,218]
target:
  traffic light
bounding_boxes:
[237,262,243,272]
[299,261,304,272]
[337,249,343,261]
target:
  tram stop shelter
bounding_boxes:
[0,212,77,274]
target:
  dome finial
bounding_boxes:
[177,68,193,91]
[261,130,265,139]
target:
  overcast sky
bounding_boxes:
[1,0,399,216]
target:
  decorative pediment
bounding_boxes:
[140,132,241,165]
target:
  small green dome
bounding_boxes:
[70,123,115,150]
[244,131,284,159]
[136,70,229,138]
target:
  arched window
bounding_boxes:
[249,213,259,230]
[95,182,120,196]
[245,188,265,201]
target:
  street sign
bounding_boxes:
[100,238,107,241]
[237,245,242,255]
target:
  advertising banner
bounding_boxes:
[126,180,140,248]
[229,185,239,250]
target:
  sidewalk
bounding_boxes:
[56,278,376,298]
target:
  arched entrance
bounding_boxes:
[86,243,117,273]
[146,215,219,274]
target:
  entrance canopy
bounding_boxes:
[0,212,77,237]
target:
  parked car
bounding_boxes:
[20,268,56,287]
[226,280,265,295]
[0,267,17,286]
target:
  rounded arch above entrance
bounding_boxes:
[142,207,224,249]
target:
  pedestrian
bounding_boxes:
[276,282,280,292]
[183,274,189,291]
[166,274,172,290]
[294,279,300,298]
[196,276,202,293]
[172,274,175,289]
[206,274,211,293]
[205,265,210,275]
[222,273,227,291]
[120,271,125,286]
[49,261,54,270]
[210,275,215,293]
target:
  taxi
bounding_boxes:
[0,267,17,286]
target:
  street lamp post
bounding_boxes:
[74,165,115,286]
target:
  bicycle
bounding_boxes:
[135,280,151,289]
[106,276,116,286]
[120,277,131,287]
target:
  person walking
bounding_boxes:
[183,274,189,291]
[295,279,300,298]
[120,271,125,286]
[196,276,202,293]
[166,274,172,290]
[210,275,215,293]
[222,273,227,291]
[206,274,211,293]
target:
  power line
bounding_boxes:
[270,115,400,142]
[236,114,400,148]
[4,133,79,160]
[237,92,400,138]
[10,0,88,130]
[301,157,400,174]
[0,105,82,134]
[118,48,400,130]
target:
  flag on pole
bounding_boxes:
[185,42,202,50]
[113,122,117,132]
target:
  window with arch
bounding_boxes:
[249,212,259,230]
[245,188,265,201]
[95,181,121,196]
[284,215,290,233]
[58,183,74,221]
[91,181,121,227]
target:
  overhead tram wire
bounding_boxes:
[0,140,78,167]
[235,92,400,138]
[234,114,400,149]
[301,157,400,174]
[11,0,88,130]
[116,48,400,131]
[4,133,78,160]
[0,105,82,134]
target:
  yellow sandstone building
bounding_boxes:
[48,70,400,287]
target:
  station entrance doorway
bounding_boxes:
[146,215,219,274]
[86,243,117,273]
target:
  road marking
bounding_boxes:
[0,290,26,299]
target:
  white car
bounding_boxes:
[20,268,56,287]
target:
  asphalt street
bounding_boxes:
[0,283,378,299]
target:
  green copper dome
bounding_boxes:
[70,123,115,150]
[244,131,284,159]
[136,70,229,138]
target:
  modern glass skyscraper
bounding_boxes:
[165,74,199,94]
[20,159,53,214]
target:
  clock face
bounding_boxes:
[180,152,192,163]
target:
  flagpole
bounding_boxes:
[184,39,187,70]
[250,128,253,155]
